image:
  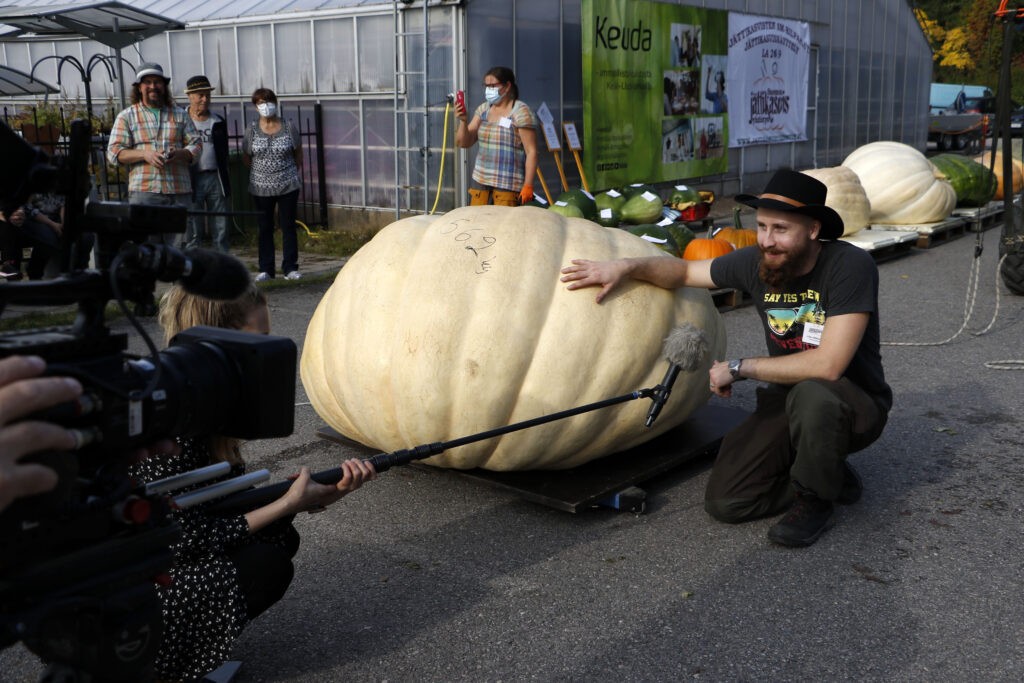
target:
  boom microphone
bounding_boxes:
[644,322,709,428]
[122,244,252,300]
[180,248,253,300]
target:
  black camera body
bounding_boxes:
[0,118,298,681]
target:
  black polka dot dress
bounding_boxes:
[130,438,293,681]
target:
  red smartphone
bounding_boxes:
[455,90,465,111]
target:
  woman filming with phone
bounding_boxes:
[454,66,539,207]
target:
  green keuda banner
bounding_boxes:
[582,0,729,190]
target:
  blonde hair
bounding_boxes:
[158,283,269,464]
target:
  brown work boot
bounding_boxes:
[767,492,835,547]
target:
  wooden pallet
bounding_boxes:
[841,229,917,262]
[867,217,967,249]
[952,202,1004,233]
[710,287,749,311]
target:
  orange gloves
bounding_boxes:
[519,183,534,205]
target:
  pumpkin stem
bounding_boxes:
[733,205,742,230]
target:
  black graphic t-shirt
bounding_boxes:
[710,241,892,412]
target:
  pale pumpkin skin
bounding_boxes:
[301,206,726,471]
[800,166,871,236]
[841,141,956,224]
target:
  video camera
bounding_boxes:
[0,119,298,681]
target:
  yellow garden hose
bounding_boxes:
[296,219,318,238]
[430,101,452,214]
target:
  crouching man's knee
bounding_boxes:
[705,497,757,524]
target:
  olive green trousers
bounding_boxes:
[704,378,888,523]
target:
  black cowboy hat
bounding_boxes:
[735,169,844,240]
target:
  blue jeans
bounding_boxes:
[187,171,230,252]
[252,189,299,277]
[129,191,191,246]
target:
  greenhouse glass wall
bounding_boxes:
[0,0,931,224]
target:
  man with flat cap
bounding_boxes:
[184,75,231,252]
[107,62,201,244]
[560,169,891,547]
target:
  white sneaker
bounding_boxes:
[255,272,272,282]
[284,271,302,280]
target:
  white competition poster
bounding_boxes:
[727,13,810,147]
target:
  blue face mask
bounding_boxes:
[484,86,502,105]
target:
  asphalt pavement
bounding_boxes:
[2,218,1024,682]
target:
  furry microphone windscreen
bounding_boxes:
[662,322,708,372]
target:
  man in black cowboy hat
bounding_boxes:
[183,75,232,252]
[560,169,891,547]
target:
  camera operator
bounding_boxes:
[0,355,82,513]
[127,283,376,681]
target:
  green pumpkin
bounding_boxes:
[620,191,664,225]
[668,184,702,210]
[622,223,694,257]
[595,207,621,227]
[620,183,659,200]
[594,189,627,214]
[930,154,997,207]
[549,201,584,218]
[555,189,597,220]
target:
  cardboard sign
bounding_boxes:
[541,121,562,151]
[563,122,582,151]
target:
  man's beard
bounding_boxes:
[758,242,811,290]
[145,90,164,107]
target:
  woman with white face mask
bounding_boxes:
[243,88,303,282]
[454,66,539,207]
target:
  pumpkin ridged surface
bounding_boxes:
[683,237,734,260]
[301,206,726,471]
[842,141,956,224]
[800,166,871,235]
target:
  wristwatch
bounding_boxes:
[728,358,745,381]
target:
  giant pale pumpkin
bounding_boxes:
[301,206,726,471]
[800,165,871,235]
[841,141,956,224]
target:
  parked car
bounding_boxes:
[1010,106,1024,136]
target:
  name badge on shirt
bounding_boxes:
[499,117,513,129]
[802,322,824,347]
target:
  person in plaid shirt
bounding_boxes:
[107,62,201,247]
[454,66,538,207]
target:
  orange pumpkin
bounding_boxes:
[973,152,1024,200]
[683,236,734,260]
[713,207,758,249]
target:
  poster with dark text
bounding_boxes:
[727,13,810,147]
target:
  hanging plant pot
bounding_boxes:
[21,122,61,155]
